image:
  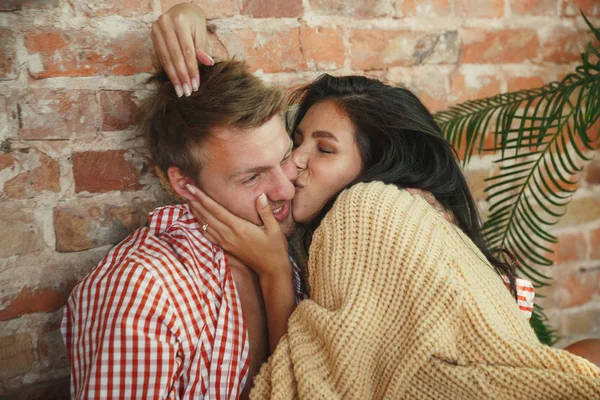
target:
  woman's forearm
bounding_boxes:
[259,264,296,354]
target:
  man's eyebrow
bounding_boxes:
[230,140,294,180]
[230,166,270,180]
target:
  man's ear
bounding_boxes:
[167,166,197,203]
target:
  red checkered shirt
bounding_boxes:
[61,204,306,400]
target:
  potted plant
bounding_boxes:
[433,12,600,345]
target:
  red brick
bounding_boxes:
[4,173,28,199]
[300,26,345,70]
[266,72,319,92]
[557,196,600,227]
[15,89,101,139]
[30,150,60,193]
[39,324,68,368]
[1,378,70,399]
[310,0,393,18]
[0,0,19,10]
[54,200,158,252]
[0,153,15,170]
[540,27,594,63]
[387,67,450,112]
[451,72,501,103]
[1,148,60,199]
[550,232,588,264]
[160,0,237,19]
[506,75,547,92]
[0,28,18,80]
[0,0,59,9]
[0,334,34,381]
[0,282,76,321]
[100,91,138,131]
[219,28,306,73]
[561,307,600,336]
[241,0,303,17]
[71,0,152,17]
[554,269,599,308]
[25,29,153,79]
[511,0,558,15]
[464,168,493,201]
[207,32,229,62]
[72,150,142,193]
[461,29,539,64]
[350,30,459,70]
[562,0,600,17]
[19,0,58,8]
[591,227,600,259]
[456,0,505,17]
[0,206,44,258]
[398,0,451,16]
[585,158,600,186]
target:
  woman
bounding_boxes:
[184,73,600,400]
[152,5,600,398]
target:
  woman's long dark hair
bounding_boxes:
[290,74,518,298]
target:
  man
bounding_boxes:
[61,60,303,399]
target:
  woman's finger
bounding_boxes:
[174,21,201,92]
[197,49,214,66]
[186,191,231,238]
[192,20,213,89]
[151,23,183,97]
[200,226,219,246]
[255,193,279,233]
[160,18,193,97]
[195,49,214,88]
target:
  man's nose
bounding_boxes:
[282,156,298,182]
[268,164,296,202]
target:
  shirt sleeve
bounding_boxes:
[62,261,181,400]
[290,256,309,303]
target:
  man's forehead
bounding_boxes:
[202,120,291,177]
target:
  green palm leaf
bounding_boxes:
[433,12,600,345]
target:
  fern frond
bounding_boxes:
[433,13,600,344]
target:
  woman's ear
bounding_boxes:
[167,166,197,202]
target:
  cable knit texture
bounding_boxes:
[250,182,600,399]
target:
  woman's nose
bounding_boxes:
[292,147,308,171]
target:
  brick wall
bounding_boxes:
[0,0,598,395]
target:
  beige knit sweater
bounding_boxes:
[250,182,600,399]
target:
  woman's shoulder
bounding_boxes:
[332,181,412,216]
[322,181,451,240]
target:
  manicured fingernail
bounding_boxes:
[207,55,215,65]
[186,184,196,195]
[259,193,267,207]
[183,83,191,97]
[191,78,199,91]
[174,84,183,98]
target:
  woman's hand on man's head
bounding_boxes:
[151,3,214,98]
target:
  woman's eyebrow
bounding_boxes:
[312,130,339,142]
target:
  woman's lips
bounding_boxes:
[294,181,304,190]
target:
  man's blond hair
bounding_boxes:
[140,60,287,181]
